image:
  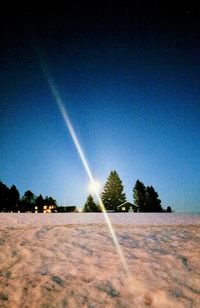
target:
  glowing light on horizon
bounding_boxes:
[40,63,133,283]
[88,180,101,194]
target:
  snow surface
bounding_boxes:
[0,212,199,228]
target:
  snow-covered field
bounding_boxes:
[0,213,199,307]
[0,212,199,228]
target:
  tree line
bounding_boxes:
[83,170,172,213]
[1,171,172,213]
[0,181,57,212]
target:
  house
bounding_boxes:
[56,206,76,213]
[117,201,139,212]
[43,205,57,213]
[34,205,57,213]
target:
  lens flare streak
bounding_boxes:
[44,71,132,282]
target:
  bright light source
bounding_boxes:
[88,180,101,194]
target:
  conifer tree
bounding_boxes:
[8,185,20,212]
[83,195,98,212]
[166,206,172,213]
[101,170,126,211]
[0,181,9,212]
[146,186,163,212]
[133,180,147,212]
[35,194,45,213]
[20,190,35,212]
[44,196,57,206]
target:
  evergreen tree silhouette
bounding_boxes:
[101,170,126,211]
[133,180,147,212]
[83,195,98,212]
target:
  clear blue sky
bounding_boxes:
[1,4,200,212]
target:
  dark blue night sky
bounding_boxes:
[1,3,200,212]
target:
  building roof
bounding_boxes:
[117,201,139,208]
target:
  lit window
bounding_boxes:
[35,206,38,209]
[44,206,47,209]
[122,207,126,211]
